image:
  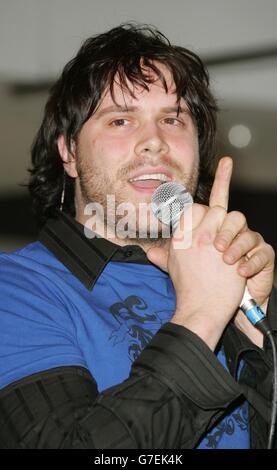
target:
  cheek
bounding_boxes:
[88,135,131,165]
[171,135,199,166]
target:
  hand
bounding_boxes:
[147,158,246,350]
[214,208,275,347]
[148,156,275,347]
[211,159,275,309]
[215,219,275,308]
[209,157,275,347]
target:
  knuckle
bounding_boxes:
[230,210,247,227]
[245,230,260,245]
[197,230,213,246]
[253,231,264,243]
[266,243,275,258]
[211,205,227,216]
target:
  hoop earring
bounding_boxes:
[60,173,65,211]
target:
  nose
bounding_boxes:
[134,123,169,158]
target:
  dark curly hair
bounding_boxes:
[28,23,218,227]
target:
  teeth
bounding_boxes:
[130,173,170,182]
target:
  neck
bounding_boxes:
[76,212,170,253]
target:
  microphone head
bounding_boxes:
[151,182,193,228]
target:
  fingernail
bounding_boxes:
[225,254,235,263]
[215,239,227,250]
[239,264,248,273]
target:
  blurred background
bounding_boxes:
[0,0,276,281]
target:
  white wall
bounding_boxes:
[1,0,277,80]
[0,0,276,193]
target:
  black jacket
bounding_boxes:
[0,213,276,449]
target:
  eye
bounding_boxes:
[162,117,184,126]
[110,118,129,127]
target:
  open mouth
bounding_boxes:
[128,173,171,191]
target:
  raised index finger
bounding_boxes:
[209,156,233,210]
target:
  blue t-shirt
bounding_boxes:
[197,348,249,449]
[0,242,249,448]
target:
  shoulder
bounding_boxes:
[0,241,65,278]
[0,241,74,301]
[0,242,87,389]
[0,241,82,345]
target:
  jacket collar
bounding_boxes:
[39,210,150,290]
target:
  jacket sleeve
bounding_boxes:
[222,286,277,448]
[0,322,242,449]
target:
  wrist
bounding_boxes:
[171,309,227,351]
[234,309,264,348]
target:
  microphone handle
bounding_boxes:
[240,287,272,335]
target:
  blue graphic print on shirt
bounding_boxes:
[203,402,248,449]
[108,295,169,361]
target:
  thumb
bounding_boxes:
[146,247,169,272]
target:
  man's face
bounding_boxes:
[62,64,199,242]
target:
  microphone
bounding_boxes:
[151,181,193,230]
[151,182,271,335]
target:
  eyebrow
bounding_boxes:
[93,105,190,119]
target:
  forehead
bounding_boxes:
[96,63,187,111]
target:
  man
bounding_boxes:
[0,24,276,449]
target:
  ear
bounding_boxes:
[57,134,78,178]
